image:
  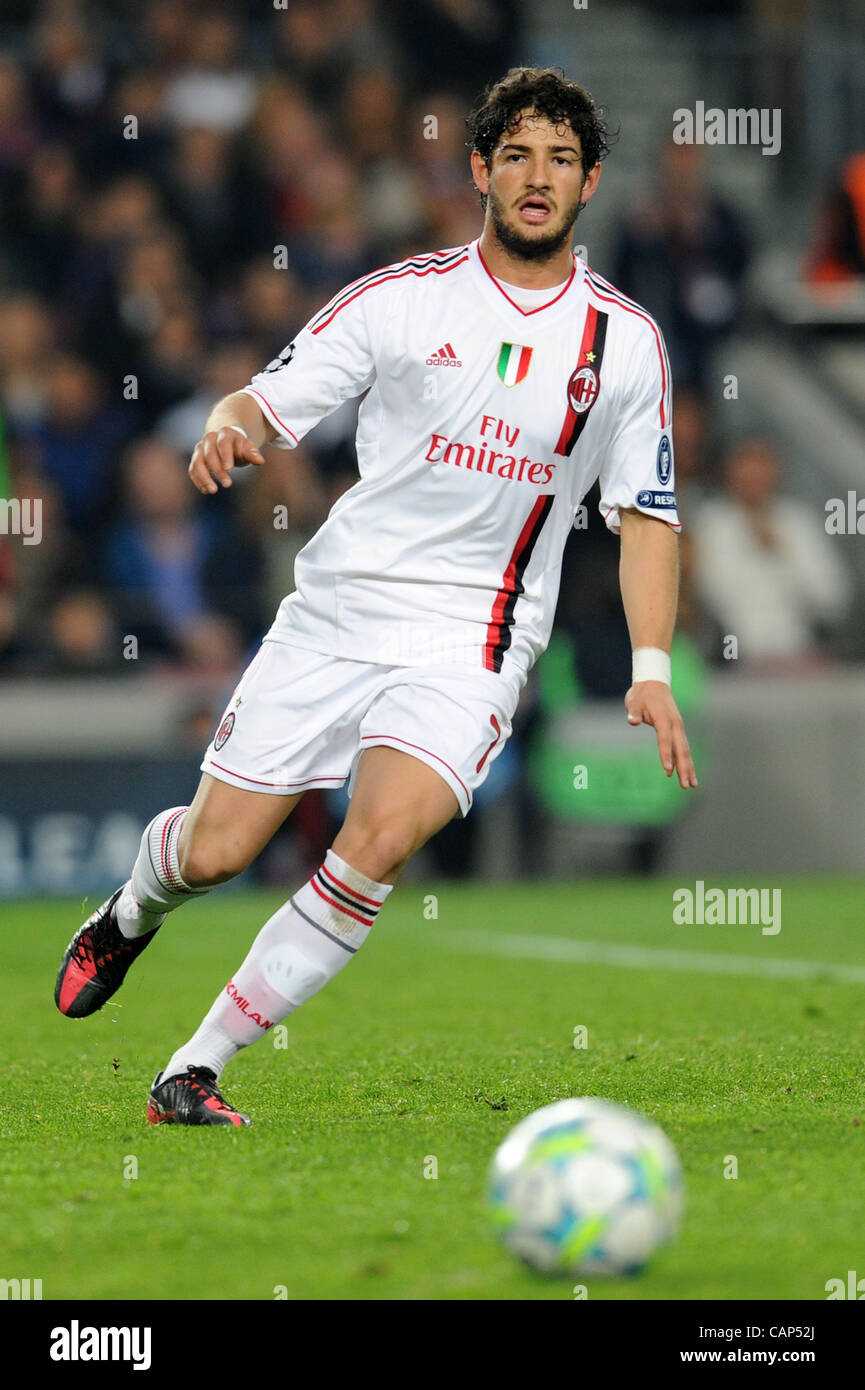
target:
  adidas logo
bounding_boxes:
[425,342,462,367]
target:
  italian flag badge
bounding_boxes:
[497,342,533,386]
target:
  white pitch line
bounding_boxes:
[440,930,865,985]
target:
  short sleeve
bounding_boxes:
[240,280,380,449]
[598,321,680,534]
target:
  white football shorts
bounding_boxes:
[200,638,522,817]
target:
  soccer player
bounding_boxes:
[55,67,697,1126]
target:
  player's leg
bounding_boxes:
[55,638,357,1022]
[330,745,460,882]
[150,748,458,1124]
[55,774,301,1018]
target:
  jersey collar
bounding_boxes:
[468,237,585,321]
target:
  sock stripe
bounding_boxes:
[314,869,382,921]
[160,808,187,892]
[319,861,384,908]
[290,898,358,953]
[309,876,376,927]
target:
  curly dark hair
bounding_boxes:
[466,66,616,209]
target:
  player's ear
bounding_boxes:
[580,162,602,205]
[470,149,490,196]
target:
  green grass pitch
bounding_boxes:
[2,877,863,1301]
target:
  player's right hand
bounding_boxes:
[188,426,266,494]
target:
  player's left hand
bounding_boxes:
[625,681,698,789]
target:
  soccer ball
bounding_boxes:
[487,1097,684,1276]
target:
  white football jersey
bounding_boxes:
[241,238,679,692]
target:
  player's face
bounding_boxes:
[474,112,601,261]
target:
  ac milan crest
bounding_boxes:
[214,712,236,750]
[567,365,599,415]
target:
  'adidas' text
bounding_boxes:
[426,342,462,366]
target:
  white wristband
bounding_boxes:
[224,424,248,439]
[632,647,671,686]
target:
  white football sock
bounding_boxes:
[161,849,391,1079]
[117,806,211,940]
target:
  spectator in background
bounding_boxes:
[136,303,205,420]
[282,147,381,295]
[103,436,262,668]
[237,446,327,620]
[670,385,715,521]
[0,56,40,196]
[29,4,110,138]
[229,255,305,360]
[691,439,852,668]
[160,9,258,134]
[2,143,82,299]
[244,81,330,240]
[4,464,95,637]
[41,588,124,675]
[82,67,169,179]
[612,141,750,391]
[81,223,200,381]
[408,91,483,247]
[155,339,263,458]
[0,295,55,430]
[804,151,865,285]
[340,70,425,253]
[160,125,272,286]
[140,0,196,73]
[269,0,399,117]
[63,174,167,341]
[384,0,521,96]
[20,353,135,539]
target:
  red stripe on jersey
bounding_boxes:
[307,248,467,332]
[445,342,456,358]
[478,244,576,315]
[308,249,467,332]
[484,495,555,673]
[584,270,668,427]
[242,388,300,444]
[311,255,470,335]
[554,303,604,456]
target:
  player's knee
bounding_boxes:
[178,833,249,888]
[335,820,418,883]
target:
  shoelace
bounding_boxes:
[71,934,95,967]
[72,927,124,970]
[70,908,130,971]
[180,1068,233,1112]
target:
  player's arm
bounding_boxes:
[618,508,697,789]
[188,391,277,495]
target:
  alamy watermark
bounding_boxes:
[673,881,781,935]
[49,1321,151,1370]
[673,102,781,156]
[0,498,42,545]
[0,1277,42,1299]
[825,492,865,535]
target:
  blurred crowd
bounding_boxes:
[0,0,856,687]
